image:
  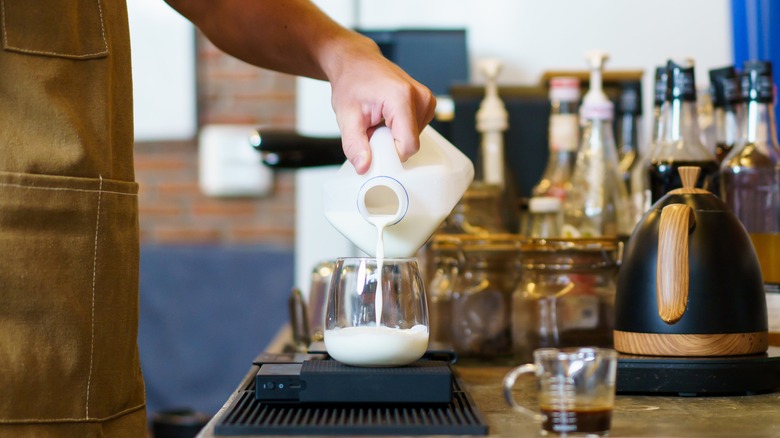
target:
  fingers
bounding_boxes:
[386,82,436,162]
[331,60,435,173]
[386,102,420,163]
[338,108,372,174]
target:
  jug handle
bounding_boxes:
[367,126,405,173]
[657,203,696,324]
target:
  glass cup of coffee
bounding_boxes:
[324,257,429,367]
[503,347,617,436]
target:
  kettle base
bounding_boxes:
[616,346,780,396]
[614,330,768,357]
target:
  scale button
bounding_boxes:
[264,382,275,390]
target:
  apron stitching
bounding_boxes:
[0,403,146,424]
[85,176,103,420]
[0,182,136,197]
[95,0,108,51]
[0,0,109,58]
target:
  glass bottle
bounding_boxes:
[532,77,581,201]
[562,50,632,239]
[616,81,642,193]
[647,60,720,203]
[630,66,667,223]
[720,60,780,297]
[450,235,517,360]
[709,66,743,164]
[524,196,562,238]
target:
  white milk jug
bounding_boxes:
[323,126,474,257]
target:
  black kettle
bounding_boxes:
[614,167,768,356]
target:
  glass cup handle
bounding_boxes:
[502,364,545,422]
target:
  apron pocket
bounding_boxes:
[1,0,108,59]
[0,172,144,423]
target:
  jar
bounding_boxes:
[512,238,620,362]
[450,234,519,360]
[426,235,462,350]
[439,182,506,234]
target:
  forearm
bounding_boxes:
[164,0,377,82]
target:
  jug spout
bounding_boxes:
[357,175,409,226]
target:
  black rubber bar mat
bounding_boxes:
[214,372,488,436]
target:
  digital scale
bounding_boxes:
[617,346,780,396]
[212,351,489,436]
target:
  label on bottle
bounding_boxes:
[549,114,579,152]
[559,295,599,330]
[749,233,780,333]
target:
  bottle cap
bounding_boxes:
[667,59,696,102]
[741,60,774,103]
[619,81,642,115]
[709,66,740,108]
[549,77,581,102]
[654,65,668,106]
[529,196,562,213]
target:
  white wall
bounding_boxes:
[127,0,197,141]
[358,0,732,129]
[305,0,732,131]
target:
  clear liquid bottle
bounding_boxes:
[525,196,563,238]
[532,77,581,201]
[647,59,719,203]
[562,51,632,238]
[616,81,642,193]
[720,60,780,298]
[709,66,743,164]
[630,66,667,224]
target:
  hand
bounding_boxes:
[326,36,436,174]
[165,0,434,174]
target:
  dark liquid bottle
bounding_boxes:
[616,81,642,192]
[648,60,719,203]
[630,66,667,225]
[709,66,742,164]
[720,60,780,295]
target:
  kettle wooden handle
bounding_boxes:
[657,203,695,324]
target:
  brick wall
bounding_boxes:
[135,32,298,247]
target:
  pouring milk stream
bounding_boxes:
[322,126,474,366]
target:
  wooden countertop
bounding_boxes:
[198,359,780,437]
[458,365,780,437]
[196,325,780,437]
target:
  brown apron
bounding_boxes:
[0,0,146,436]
